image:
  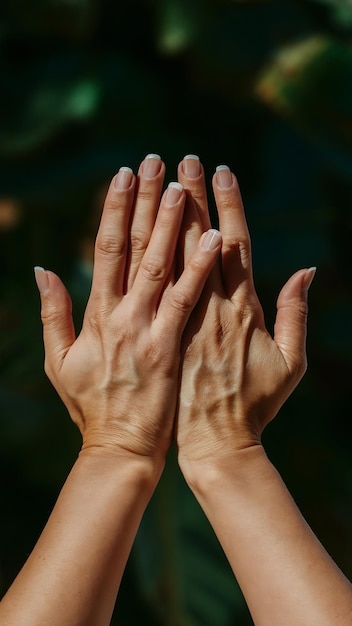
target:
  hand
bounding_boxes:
[176,156,315,473]
[34,156,222,464]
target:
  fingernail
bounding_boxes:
[183,154,201,178]
[200,229,222,251]
[143,154,162,178]
[216,165,232,189]
[303,267,317,292]
[34,266,49,294]
[166,182,183,206]
[114,167,133,190]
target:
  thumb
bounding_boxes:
[34,267,75,374]
[274,267,316,378]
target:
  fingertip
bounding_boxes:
[140,154,164,179]
[215,165,232,190]
[35,269,72,310]
[200,229,222,252]
[303,267,317,292]
[182,154,201,179]
[113,167,134,191]
[274,269,312,376]
[178,155,204,181]
[165,181,184,206]
[34,266,49,295]
[277,267,316,310]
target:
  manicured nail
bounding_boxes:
[114,167,133,190]
[34,266,49,294]
[200,229,222,251]
[303,267,317,292]
[166,182,183,206]
[216,165,232,189]
[143,154,162,178]
[183,154,201,178]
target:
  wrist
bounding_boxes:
[179,443,268,497]
[77,446,165,493]
[80,422,171,463]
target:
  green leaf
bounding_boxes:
[0,77,101,156]
[155,0,210,54]
[309,0,352,29]
[256,36,352,153]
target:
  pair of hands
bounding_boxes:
[34,155,314,479]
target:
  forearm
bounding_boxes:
[0,450,162,626]
[186,445,352,626]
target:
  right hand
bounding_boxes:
[34,156,222,465]
[176,157,315,473]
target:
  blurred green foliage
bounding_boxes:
[0,1,352,624]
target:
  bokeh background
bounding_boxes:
[1,1,352,624]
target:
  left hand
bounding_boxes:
[176,156,315,474]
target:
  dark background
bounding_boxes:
[0,1,352,624]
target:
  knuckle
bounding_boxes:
[188,255,205,274]
[234,294,261,323]
[130,229,148,252]
[142,340,163,366]
[103,199,119,212]
[157,208,175,228]
[85,307,109,333]
[225,237,251,266]
[296,299,309,320]
[280,299,309,322]
[40,303,65,327]
[218,194,236,211]
[238,239,251,268]
[187,187,205,205]
[96,233,126,258]
[290,353,307,380]
[133,187,153,203]
[169,288,194,313]
[141,258,166,281]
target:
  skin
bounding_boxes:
[1,153,351,625]
[0,156,222,626]
[176,156,352,626]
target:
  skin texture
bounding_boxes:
[0,156,222,626]
[176,156,352,626]
[1,154,351,626]
[177,159,313,465]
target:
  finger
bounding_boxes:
[158,229,222,334]
[274,267,316,377]
[177,155,211,234]
[127,154,165,290]
[89,167,135,309]
[177,156,223,294]
[131,182,186,314]
[34,267,75,376]
[213,166,256,302]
